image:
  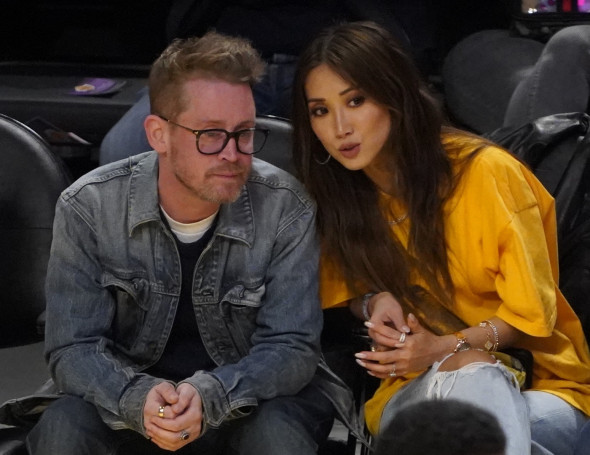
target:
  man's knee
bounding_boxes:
[231,385,335,453]
[253,386,333,431]
[27,396,115,455]
[38,396,100,432]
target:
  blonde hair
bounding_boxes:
[149,31,265,118]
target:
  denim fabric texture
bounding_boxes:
[380,355,588,455]
[525,390,589,455]
[26,384,335,455]
[252,54,297,118]
[40,151,356,437]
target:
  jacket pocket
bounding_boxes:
[219,283,265,357]
[102,272,150,351]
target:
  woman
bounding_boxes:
[291,21,590,454]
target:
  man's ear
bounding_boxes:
[144,114,168,154]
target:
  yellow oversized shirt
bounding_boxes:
[320,135,590,435]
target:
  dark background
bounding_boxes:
[0,0,512,71]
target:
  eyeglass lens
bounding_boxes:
[198,129,267,155]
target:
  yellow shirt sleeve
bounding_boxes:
[319,255,356,309]
[448,147,558,336]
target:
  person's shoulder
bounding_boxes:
[248,158,313,208]
[447,133,552,213]
[467,144,545,196]
[471,145,523,172]
[443,130,525,175]
[62,151,156,200]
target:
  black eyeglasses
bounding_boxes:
[157,115,269,155]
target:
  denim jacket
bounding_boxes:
[40,151,360,438]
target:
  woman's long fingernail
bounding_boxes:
[364,321,374,328]
[355,359,367,367]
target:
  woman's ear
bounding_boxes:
[144,114,168,154]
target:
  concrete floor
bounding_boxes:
[0,341,48,405]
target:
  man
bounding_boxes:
[26,32,353,454]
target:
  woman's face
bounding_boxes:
[305,64,392,172]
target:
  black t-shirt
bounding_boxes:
[145,223,216,382]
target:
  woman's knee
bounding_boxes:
[438,349,496,372]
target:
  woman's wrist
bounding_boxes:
[361,292,376,321]
[448,319,504,354]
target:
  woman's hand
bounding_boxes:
[355,313,454,379]
[367,292,410,343]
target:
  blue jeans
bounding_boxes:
[525,391,589,455]
[251,54,297,119]
[380,356,588,455]
[26,383,334,455]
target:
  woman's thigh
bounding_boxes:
[380,359,530,455]
[524,390,588,455]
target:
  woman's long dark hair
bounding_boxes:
[292,21,456,310]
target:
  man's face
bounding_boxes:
[160,78,256,207]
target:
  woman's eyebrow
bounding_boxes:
[306,86,356,103]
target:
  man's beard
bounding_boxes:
[174,163,250,204]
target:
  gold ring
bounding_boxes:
[389,363,396,377]
[157,405,165,418]
[399,332,406,343]
[180,430,190,441]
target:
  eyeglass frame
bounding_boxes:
[156,114,269,155]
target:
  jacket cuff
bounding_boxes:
[119,375,171,434]
[180,372,256,428]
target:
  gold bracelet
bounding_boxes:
[453,331,471,352]
[479,320,499,352]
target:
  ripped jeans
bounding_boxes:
[380,355,588,455]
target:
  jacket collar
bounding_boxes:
[127,151,254,246]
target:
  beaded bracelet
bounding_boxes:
[362,293,376,321]
[479,320,499,352]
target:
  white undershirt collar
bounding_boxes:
[160,206,218,244]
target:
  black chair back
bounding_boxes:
[255,115,294,175]
[0,114,71,346]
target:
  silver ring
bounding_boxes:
[389,363,396,377]
[157,405,165,418]
[180,430,190,441]
[399,332,406,343]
